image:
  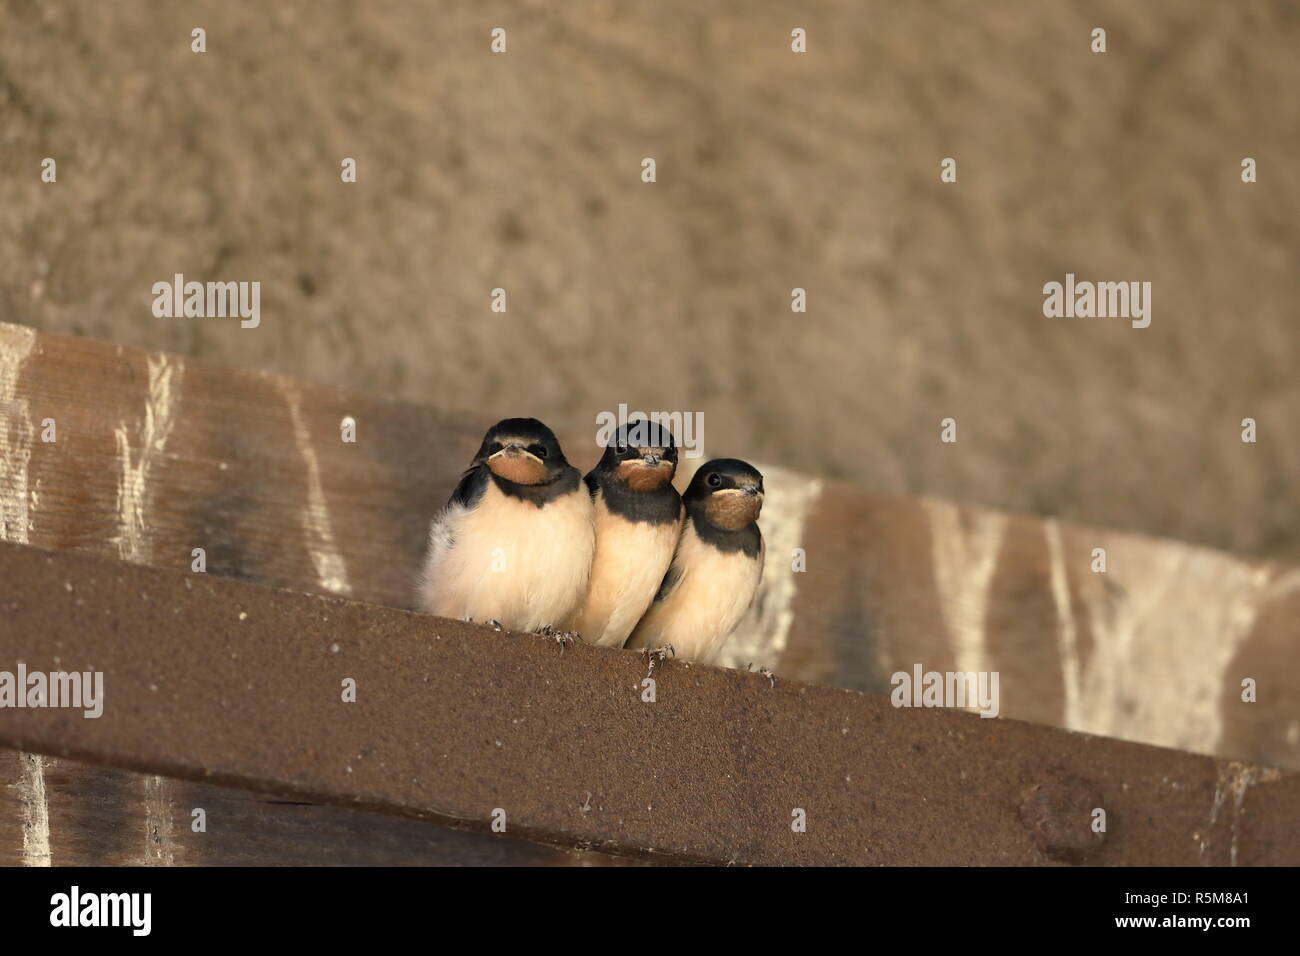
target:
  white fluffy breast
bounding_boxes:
[625,518,763,664]
[568,492,682,648]
[418,480,595,632]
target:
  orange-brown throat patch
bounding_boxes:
[705,490,762,530]
[615,459,675,492]
[489,452,548,485]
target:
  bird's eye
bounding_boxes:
[530,444,548,459]
[707,473,721,487]
[615,444,629,456]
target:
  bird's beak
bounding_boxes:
[641,453,662,467]
[715,484,762,499]
[488,442,543,465]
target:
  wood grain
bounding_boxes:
[2,542,1295,866]
[3,321,1295,770]
[2,321,1299,865]
[0,750,644,867]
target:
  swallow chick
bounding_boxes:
[625,459,764,665]
[566,420,683,647]
[418,418,595,633]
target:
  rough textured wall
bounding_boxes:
[3,0,1298,560]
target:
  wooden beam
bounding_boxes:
[2,321,1298,772]
[0,750,645,867]
[1,542,1297,866]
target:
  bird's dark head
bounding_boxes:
[685,458,764,530]
[596,419,678,492]
[475,417,569,486]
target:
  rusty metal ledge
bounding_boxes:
[0,541,1296,866]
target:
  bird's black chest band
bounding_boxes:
[490,466,581,507]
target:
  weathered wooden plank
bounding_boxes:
[0,750,644,866]
[0,322,480,606]
[3,322,1298,773]
[785,489,1300,771]
[2,541,1297,866]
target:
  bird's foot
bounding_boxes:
[643,643,675,676]
[536,624,578,653]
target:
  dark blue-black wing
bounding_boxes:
[449,464,489,510]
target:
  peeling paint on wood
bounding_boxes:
[111,354,183,563]
[0,324,38,545]
[13,752,52,867]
